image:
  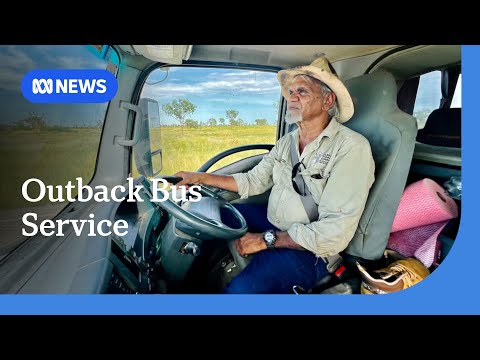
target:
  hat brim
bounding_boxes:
[277,66,354,123]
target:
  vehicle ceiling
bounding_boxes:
[118,45,398,68]
[115,45,461,80]
[186,45,400,68]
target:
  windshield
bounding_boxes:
[135,66,280,177]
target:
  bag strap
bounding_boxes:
[289,135,342,274]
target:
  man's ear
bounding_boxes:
[323,92,336,111]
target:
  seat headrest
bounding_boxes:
[345,70,398,118]
[416,108,461,148]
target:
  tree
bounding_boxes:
[255,118,268,126]
[16,110,47,132]
[162,98,196,135]
[236,118,246,126]
[226,109,239,126]
[208,118,217,126]
[413,109,431,129]
[185,118,200,128]
[219,117,225,126]
[94,105,107,128]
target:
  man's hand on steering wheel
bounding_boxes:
[151,173,248,240]
[174,171,205,188]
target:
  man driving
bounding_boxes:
[175,56,375,293]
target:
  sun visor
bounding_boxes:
[132,45,193,64]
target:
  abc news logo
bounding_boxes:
[32,78,107,95]
[22,69,117,103]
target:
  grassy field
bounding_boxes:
[0,125,276,210]
[138,126,276,176]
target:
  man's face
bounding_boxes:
[285,76,329,125]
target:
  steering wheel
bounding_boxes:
[148,175,248,240]
[148,145,274,240]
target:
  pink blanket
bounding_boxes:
[387,178,458,267]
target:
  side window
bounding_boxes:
[136,66,280,176]
[413,70,441,129]
[0,45,119,258]
[450,74,462,108]
[413,71,462,130]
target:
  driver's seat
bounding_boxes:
[341,70,417,264]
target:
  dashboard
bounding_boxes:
[107,177,169,294]
[106,176,240,294]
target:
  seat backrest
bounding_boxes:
[342,70,418,261]
[417,108,461,148]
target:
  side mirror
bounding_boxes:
[133,98,163,177]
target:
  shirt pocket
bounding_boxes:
[273,157,291,185]
[304,163,329,204]
[303,163,330,180]
[306,176,329,204]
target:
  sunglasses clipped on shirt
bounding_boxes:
[291,161,324,196]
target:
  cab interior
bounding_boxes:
[0,45,461,294]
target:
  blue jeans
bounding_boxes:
[222,204,329,294]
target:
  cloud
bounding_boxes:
[55,56,98,69]
[0,45,106,93]
[208,70,259,78]
[143,76,279,99]
[0,46,37,92]
[2,46,36,68]
[238,85,280,93]
[207,97,277,106]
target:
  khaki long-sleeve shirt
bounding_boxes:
[232,117,375,257]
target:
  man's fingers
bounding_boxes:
[234,239,243,256]
[173,172,184,180]
[235,240,249,257]
[172,172,185,186]
[175,174,191,187]
[176,180,187,187]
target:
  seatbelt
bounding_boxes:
[289,136,319,221]
[289,136,343,274]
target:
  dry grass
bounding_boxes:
[0,125,276,209]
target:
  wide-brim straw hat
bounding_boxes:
[277,56,354,123]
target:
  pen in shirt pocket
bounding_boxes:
[311,170,330,179]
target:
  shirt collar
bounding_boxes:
[291,116,341,154]
[312,116,341,147]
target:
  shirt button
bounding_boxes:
[281,200,284,204]
[276,219,280,223]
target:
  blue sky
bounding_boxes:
[140,67,281,125]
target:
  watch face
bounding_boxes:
[264,230,276,244]
[265,232,275,242]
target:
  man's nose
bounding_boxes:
[288,92,300,102]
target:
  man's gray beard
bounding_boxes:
[285,111,303,125]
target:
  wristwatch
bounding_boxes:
[263,229,277,249]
